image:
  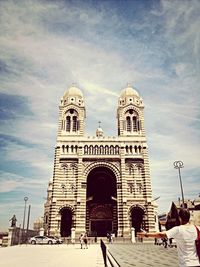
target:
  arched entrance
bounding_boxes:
[86,167,117,236]
[60,208,73,237]
[131,206,145,235]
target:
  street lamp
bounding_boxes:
[173,161,185,207]
[22,197,28,241]
[22,197,28,230]
[26,204,31,243]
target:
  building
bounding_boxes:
[175,197,200,225]
[44,84,156,238]
[33,217,44,232]
[158,197,200,231]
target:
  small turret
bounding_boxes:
[96,121,104,137]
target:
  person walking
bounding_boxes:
[79,234,84,249]
[83,233,88,249]
[138,208,200,267]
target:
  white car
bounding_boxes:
[29,235,57,245]
[48,236,63,244]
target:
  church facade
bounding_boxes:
[44,85,156,238]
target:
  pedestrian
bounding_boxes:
[109,233,113,244]
[111,233,115,243]
[94,236,97,243]
[107,232,112,244]
[162,237,168,248]
[169,238,173,248]
[83,233,88,249]
[79,234,84,249]
[107,232,110,242]
[138,208,200,267]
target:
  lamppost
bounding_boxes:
[22,197,28,242]
[26,204,31,243]
[173,161,185,207]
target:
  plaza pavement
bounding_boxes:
[0,243,104,267]
[0,242,179,267]
[108,243,179,267]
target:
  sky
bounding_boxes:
[0,0,200,231]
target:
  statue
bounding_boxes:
[9,214,17,227]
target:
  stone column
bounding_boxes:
[131,227,135,243]
[75,146,86,236]
[7,227,13,246]
[71,227,75,243]
[143,147,155,232]
[39,228,44,236]
[118,146,130,237]
[121,151,129,237]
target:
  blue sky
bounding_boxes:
[0,0,200,231]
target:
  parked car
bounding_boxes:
[29,235,57,245]
[48,236,63,244]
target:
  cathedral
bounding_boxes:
[44,84,156,238]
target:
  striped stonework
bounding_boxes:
[44,85,156,238]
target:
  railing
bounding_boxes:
[100,239,121,267]
[100,239,107,266]
[60,144,145,157]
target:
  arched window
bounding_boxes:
[133,117,137,131]
[94,145,98,154]
[126,116,131,132]
[84,145,88,154]
[115,145,119,154]
[89,145,93,155]
[66,116,71,132]
[72,116,77,132]
[125,109,140,133]
[110,145,114,154]
[134,145,137,153]
[100,145,104,154]
[138,120,141,131]
[97,146,101,155]
[65,109,78,133]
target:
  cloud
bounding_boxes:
[0,170,49,193]
[0,139,53,172]
[0,175,22,193]
[0,0,200,229]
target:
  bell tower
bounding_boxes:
[58,85,86,137]
[117,85,145,137]
[116,85,155,235]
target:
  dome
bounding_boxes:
[120,85,139,98]
[64,85,83,98]
[96,127,104,137]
